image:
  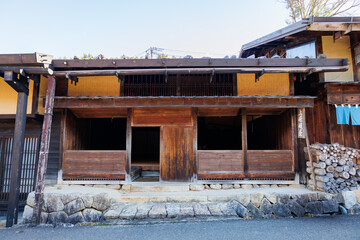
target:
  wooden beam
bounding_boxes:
[6,91,28,227]
[241,108,248,174]
[0,53,52,66]
[4,71,29,94]
[192,108,198,181]
[32,76,56,225]
[125,108,132,182]
[54,96,316,109]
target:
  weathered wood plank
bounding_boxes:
[247,150,293,173]
[132,108,193,126]
[197,150,243,173]
[62,150,126,179]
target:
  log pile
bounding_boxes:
[306,143,360,193]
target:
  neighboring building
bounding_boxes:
[241,17,360,179]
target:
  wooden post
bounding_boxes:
[6,91,28,227]
[125,108,132,182]
[32,76,56,225]
[241,108,248,173]
[192,107,198,181]
[303,107,316,190]
[176,74,181,96]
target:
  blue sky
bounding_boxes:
[0,1,312,58]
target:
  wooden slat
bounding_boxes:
[161,126,193,181]
[132,107,193,126]
[247,150,293,173]
[326,83,360,104]
[197,150,243,173]
[70,108,127,118]
[54,96,315,109]
[62,150,126,179]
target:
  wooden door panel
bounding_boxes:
[161,126,193,181]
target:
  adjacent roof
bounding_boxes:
[240,17,360,58]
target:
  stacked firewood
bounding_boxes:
[306,143,360,193]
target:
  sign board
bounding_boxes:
[298,108,305,139]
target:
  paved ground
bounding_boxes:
[1,215,360,240]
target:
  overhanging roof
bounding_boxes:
[240,17,360,57]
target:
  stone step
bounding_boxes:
[127,184,190,192]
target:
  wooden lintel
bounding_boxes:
[54,96,315,109]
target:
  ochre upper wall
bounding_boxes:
[322,36,354,82]
[68,76,120,97]
[0,77,34,115]
[237,73,290,96]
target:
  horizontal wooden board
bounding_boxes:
[197,150,243,173]
[197,108,239,117]
[70,108,127,118]
[247,150,293,173]
[63,150,126,179]
[54,96,315,109]
[132,107,193,126]
[326,83,360,104]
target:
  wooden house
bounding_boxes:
[0,52,350,211]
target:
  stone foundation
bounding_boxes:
[22,186,360,226]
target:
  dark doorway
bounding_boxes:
[131,127,160,181]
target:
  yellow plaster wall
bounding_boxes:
[37,76,48,115]
[0,77,34,114]
[67,76,120,97]
[322,35,354,82]
[237,73,290,96]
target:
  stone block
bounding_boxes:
[260,198,273,215]
[83,208,102,222]
[166,203,181,218]
[334,192,344,204]
[236,194,251,206]
[317,192,332,201]
[265,194,277,204]
[26,192,35,208]
[260,185,270,188]
[354,190,360,203]
[22,205,34,224]
[246,203,263,219]
[342,191,358,209]
[135,204,153,219]
[270,185,278,188]
[103,204,125,220]
[68,212,85,224]
[149,205,167,219]
[233,184,241,189]
[305,201,323,215]
[250,193,264,208]
[349,204,360,215]
[48,211,68,226]
[207,196,233,202]
[193,203,211,217]
[322,200,339,214]
[241,184,253,189]
[92,193,111,211]
[219,202,238,217]
[207,203,223,216]
[61,193,82,205]
[230,200,249,218]
[105,184,121,190]
[93,184,107,188]
[121,184,131,192]
[295,194,310,207]
[180,204,195,217]
[64,198,85,216]
[190,184,204,191]
[273,203,291,217]
[222,184,233,190]
[81,194,94,208]
[120,205,138,220]
[45,194,64,212]
[209,184,221,190]
[278,194,290,204]
[288,200,305,217]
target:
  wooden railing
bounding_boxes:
[63,150,126,180]
[197,150,293,180]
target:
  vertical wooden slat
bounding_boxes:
[291,109,298,173]
[32,76,56,225]
[6,90,28,227]
[241,108,248,173]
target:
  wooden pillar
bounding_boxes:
[192,107,198,181]
[32,76,56,225]
[291,109,298,173]
[6,91,28,227]
[241,108,248,173]
[125,108,132,182]
[176,74,181,96]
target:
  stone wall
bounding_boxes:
[22,186,360,226]
[305,143,360,193]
